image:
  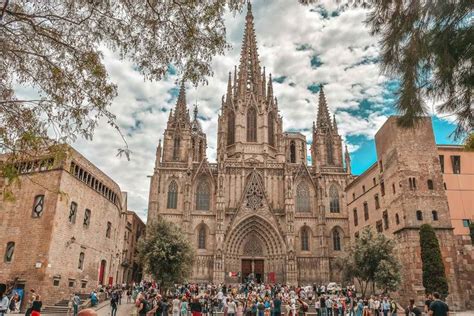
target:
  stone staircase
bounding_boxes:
[42,294,92,315]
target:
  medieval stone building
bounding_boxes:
[147,3,352,285]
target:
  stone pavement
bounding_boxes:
[95,301,136,316]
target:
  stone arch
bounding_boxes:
[195,222,210,250]
[329,183,341,213]
[330,225,344,251]
[299,225,312,251]
[195,177,211,211]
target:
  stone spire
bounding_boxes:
[155,139,162,169]
[345,143,351,174]
[267,73,273,101]
[170,81,191,128]
[191,104,203,134]
[225,71,233,107]
[333,114,338,134]
[237,2,262,98]
[316,85,332,131]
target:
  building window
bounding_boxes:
[68,280,75,288]
[329,185,340,213]
[392,183,396,194]
[383,210,389,229]
[395,213,400,225]
[326,136,334,165]
[69,202,77,224]
[198,226,206,249]
[380,180,385,196]
[333,229,341,251]
[416,210,423,221]
[268,112,275,146]
[32,195,45,218]
[196,180,210,210]
[439,155,445,173]
[83,209,91,228]
[247,107,257,142]
[355,232,359,239]
[352,192,355,200]
[290,141,296,163]
[376,220,383,233]
[296,182,310,212]
[301,227,309,251]
[4,242,15,262]
[374,194,380,209]
[353,208,358,226]
[462,219,471,227]
[373,177,376,186]
[427,180,434,190]
[451,155,461,174]
[432,210,439,221]
[379,160,383,172]
[362,185,366,193]
[78,252,85,270]
[106,222,112,238]
[167,180,178,209]
[53,278,60,286]
[173,136,180,161]
[409,177,417,190]
[363,202,369,221]
[227,110,235,145]
[81,281,87,289]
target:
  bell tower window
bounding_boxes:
[247,107,257,142]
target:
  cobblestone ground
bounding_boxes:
[96,301,136,316]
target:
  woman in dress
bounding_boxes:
[181,297,189,316]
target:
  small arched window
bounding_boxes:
[290,141,296,163]
[432,210,439,221]
[167,180,178,209]
[268,112,275,146]
[227,111,235,145]
[427,179,434,190]
[78,252,85,270]
[198,226,206,249]
[301,227,309,251]
[32,195,45,218]
[329,185,340,213]
[173,136,180,161]
[296,182,310,212]
[333,229,341,251]
[4,242,15,262]
[416,210,423,221]
[247,107,257,142]
[196,180,210,210]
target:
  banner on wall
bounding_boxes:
[267,272,275,283]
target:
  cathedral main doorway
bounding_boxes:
[241,259,264,283]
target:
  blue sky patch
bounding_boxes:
[310,55,323,68]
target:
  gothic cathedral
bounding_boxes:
[147,3,352,285]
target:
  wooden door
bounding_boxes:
[254,259,264,283]
[241,259,252,282]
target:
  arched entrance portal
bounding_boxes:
[224,215,286,284]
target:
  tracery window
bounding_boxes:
[196,180,210,210]
[290,141,296,163]
[198,226,206,249]
[32,195,44,218]
[4,242,15,262]
[301,227,310,251]
[69,202,77,224]
[167,180,178,209]
[83,209,91,228]
[78,252,85,270]
[326,136,334,165]
[227,110,235,145]
[245,174,263,211]
[173,136,180,161]
[296,182,310,212]
[333,229,341,251]
[329,185,340,213]
[247,107,257,142]
[268,112,275,146]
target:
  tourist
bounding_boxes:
[127,288,132,303]
[273,294,282,316]
[424,294,433,316]
[405,299,421,316]
[25,289,37,316]
[73,293,81,316]
[173,296,181,316]
[227,298,237,316]
[428,292,449,316]
[319,296,327,316]
[326,296,333,316]
[138,293,151,316]
[390,297,398,316]
[9,292,19,313]
[0,289,9,316]
[90,291,98,307]
[162,297,170,316]
[190,297,203,316]
[381,297,390,316]
[181,297,189,316]
[373,297,380,316]
[355,299,363,316]
[110,291,118,316]
[31,294,42,316]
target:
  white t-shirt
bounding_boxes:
[227,301,237,314]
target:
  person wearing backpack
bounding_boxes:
[405,299,421,316]
[138,296,151,316]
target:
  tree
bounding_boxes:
[419,224,449,297]
[335,227,400,296]
[137,218,194,289]
[0,0,245,163]
[366,0,473,139]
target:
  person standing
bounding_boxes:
[273,294,282,316]
[110,292,118,316]
[428,292,449,316]
[381,298,390,316]
[424,294,433,316]
[389,298,398,316]
[73,293,81,316]
[405,299,421,316]
[25,289,37,316]
[31,295,42,316]
[227,299,237,316]
[0,289,9,316]
[173,296,181,316]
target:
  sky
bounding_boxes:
[61,0,459,221]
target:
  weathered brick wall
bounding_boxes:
[454,235,474,309]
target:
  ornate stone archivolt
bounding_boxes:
[242,234,264,257]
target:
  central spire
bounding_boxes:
[316,85,332,131]
[237,2,263,98]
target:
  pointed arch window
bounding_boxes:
[198,226,206,249]
[326,136,334,165]
[167,180,178,209]
[78,252,85,270]
[296,182,310,212]
[268,112,275,146]
[333,229,341,251]
[247,107,257,142]
[227,110,235,145]
[4,242,15,262]
[329,185,340,213]
[301,227,310,251]
[173,136,180,161]
[290,141,296,163]
[196,180,210,210]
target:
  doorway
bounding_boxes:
[241,259,264,283]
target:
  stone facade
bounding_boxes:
[345,117,472,310]
[121,210,146,284]
[0,146,142,307]
[147,3,351,285]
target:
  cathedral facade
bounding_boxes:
[147,3,351,285]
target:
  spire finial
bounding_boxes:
[193,104,198,121]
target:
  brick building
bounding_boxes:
[121,210,146,284]
[345,117,473,309]
[0,146,143,307]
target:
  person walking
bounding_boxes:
[110,291,118,316]
[172,296,181,316]
[428,292,449,316]
[31,295,42,316]
[73,293,82,316]
[25,289,37,316]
